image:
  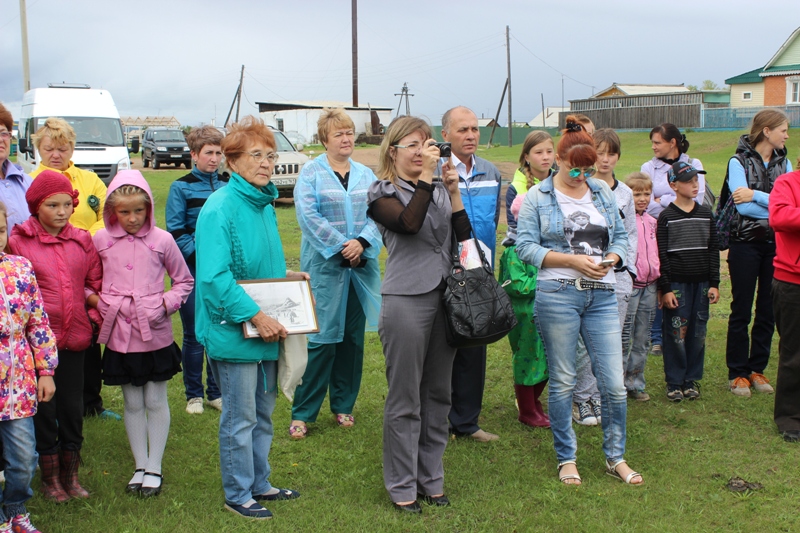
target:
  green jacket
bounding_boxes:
[195,173,286,363]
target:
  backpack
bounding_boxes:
[714,163,737,251]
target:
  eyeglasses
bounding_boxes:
[0,132,11,141]
[247,151,279,164]
[568,166,597,178]
[393,142,423,154]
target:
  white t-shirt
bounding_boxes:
[538,189,615,283]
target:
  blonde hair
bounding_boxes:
[31,117,77,150]
[377,116,432,182]
[0,200,7,225]
[625,171,653,192]
[518,131,553,189]
[317,109,356,146]
[107,185,150,208]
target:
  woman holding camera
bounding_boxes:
[367,116,470,513]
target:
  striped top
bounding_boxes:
[656,203,720,292]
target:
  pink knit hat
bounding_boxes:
[26,170,80,215]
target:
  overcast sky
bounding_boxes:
[1,0,798,127]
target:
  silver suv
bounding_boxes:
[220,127,309,198]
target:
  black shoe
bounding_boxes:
[782,430,800,443]
[418,493,450,506]
[392,501,422,514]
[140,473,163,497]
[253,488,301,501]
[666,384,683,402]
[126,469,145,494]
[682,381,700,400]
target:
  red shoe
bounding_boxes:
[59,450,89,499]
[11,513,41,533]
[38,453,69,503]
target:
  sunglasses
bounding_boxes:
[568,167,597,178]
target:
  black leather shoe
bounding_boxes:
[782,430,800,442]
[392,501,422,514]
[140,473,163,497]
[126,469,145,494]
[418,493,450,506]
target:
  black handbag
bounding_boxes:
[442,233,518,348]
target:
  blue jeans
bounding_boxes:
[622,284,658,392]
[0,417,37,521]
[534,280,628,464]
[181,266,220,401]
[208,358,277,506]
[662,281,710,386]
[650,307,663,346]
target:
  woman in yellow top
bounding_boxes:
[30,117,106,235]
[30,117,120,421]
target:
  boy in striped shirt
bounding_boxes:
[657,161,720,402]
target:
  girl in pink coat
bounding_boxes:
[9,170,103,503]
[93,170,193,497]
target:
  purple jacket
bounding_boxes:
[0,160,33,228]
[633,211,660,288]
[93,170,193,353]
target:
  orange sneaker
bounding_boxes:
[729,377,752,397]
[749,373,774,394]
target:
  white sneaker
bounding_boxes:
[572,402,598,426]
[186,397,204,414]
[206,398,223,412]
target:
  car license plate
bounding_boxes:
[272,178,295,186]
[170,154,182,158]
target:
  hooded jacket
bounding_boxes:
[769,170,800,285]
[9,217,102,352]
[0,253,58,420]
[724,134,789,243]
[93,170,193,353]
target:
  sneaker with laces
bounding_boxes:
[730,377,752,397]
[572,402,598,426]
[206,398,223,411]
[650,344,663,357]
[10,514,40,533]
[186,397,204,414]
[682,381,700,400]
[749,373,774,394]
[627,390,651,402]
[666,384,683,402]
[0,518,10,533]
[589,399,602,423]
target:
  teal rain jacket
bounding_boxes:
[294,154,382,344]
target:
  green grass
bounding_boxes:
[30,136,800,533]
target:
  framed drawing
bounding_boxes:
[237,278,318,338]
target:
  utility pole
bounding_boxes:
[20,0,31,92]
[486,78,508,148]
[541,93,545,128]
[506,25,512,147]
[394,83,413,118]
[234,65,244,123]
[351,0,358,107]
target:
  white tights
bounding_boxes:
[121,381,170,477]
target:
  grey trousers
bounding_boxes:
[573,273,632,403]
[380,290,456,502]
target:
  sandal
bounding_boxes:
[605,459,643,485]
[336,414,355,427]
[558,461,582,485]
[288,421,307,439]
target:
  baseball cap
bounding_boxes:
[668,161,707,183]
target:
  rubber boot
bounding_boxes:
[514,384,542,428]
[38,452,70,503]
[531,381,551,428]
[59,450,89,499]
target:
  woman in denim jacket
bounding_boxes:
[516,116,643,486]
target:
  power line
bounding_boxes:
[510,33,595,89]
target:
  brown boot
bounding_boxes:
[515,384,548,428]
[39,452,70,503]
[59,449,89,499]
[531,381,551,428]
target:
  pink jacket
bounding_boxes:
[93,171,193,353]
[0,254,58,420]
[9,218,102,352]
[633,211,660,288]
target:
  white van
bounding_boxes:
[17,84,137,184]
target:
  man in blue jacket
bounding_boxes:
[442,106,503,442]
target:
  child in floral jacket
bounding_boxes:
[0,200,58,533]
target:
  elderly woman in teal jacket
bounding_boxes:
[195,116,302,520]
[289,109,382,439]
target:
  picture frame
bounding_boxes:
[236,278,319,338]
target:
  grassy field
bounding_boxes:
[28,131,800,533]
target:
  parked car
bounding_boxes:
[220,127,309,198]
[142,127,191,169]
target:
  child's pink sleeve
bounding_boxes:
[26,272,58,376]
[162,235,194,315]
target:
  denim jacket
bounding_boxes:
[515,177,628,270]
